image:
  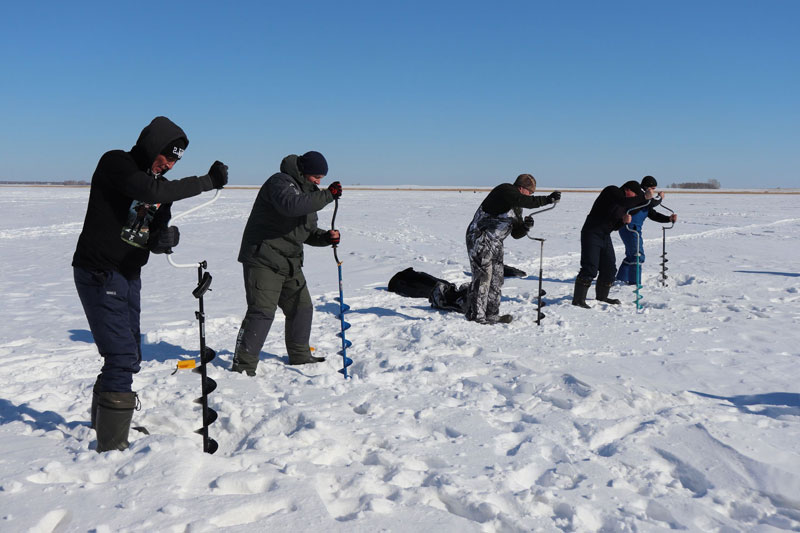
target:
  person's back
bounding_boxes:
[582,183,644,234]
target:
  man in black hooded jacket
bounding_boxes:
[72,116,228,452]
[572,180,651,308]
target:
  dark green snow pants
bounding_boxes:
[232,264,314,374]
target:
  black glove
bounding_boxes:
[523,215,534,230]
[149,226,180,254]
[548,191,561,203]
[207,161,228,189]
[328,181,342,199]
[326,230,341,245]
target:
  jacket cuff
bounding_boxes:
[199,174,214,191]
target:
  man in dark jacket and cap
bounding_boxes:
[72,116,228,452]
[615,176,678,285]
[465,174,560,324]
[572,180,651,308]
[231,151,342,375]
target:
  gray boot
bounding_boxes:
[596,281,621,305]
[572,277,592,308]
[95,392,136,453]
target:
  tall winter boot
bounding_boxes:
[231,315,271,376]
[95,391,136,453]
[596,281,621,305]
[286,307,325,365]
[90,376,101,429]
[572,277,592,308]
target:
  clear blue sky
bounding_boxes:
[1,0,798,188]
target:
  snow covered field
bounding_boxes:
[1,186,799,532]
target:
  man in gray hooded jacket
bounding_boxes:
[232,151,342,375]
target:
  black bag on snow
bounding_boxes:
[387,267,469,314]
[387,267,448,298]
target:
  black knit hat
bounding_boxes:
[641,175,657,189]
[161,138,187,160]
[298,151,328,176]
[622,180,643,193]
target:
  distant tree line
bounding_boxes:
[668,179,720,189]
[0,180,90,185]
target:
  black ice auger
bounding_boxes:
[525,199,559,325]
[657,197,676,287]
[166,190,220,454]
[191,261,219,454]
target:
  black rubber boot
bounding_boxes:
[95,392,136,453]
[90,375,101,430]
[596,281,621,305]
[572,278,592,308]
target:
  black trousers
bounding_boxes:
[74,267,142,392]
[577,228,617,284]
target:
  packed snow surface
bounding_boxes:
[1,186,799,532]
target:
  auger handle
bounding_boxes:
[166,189,222,269]
[659,199,676,230]
[331,198,341,265]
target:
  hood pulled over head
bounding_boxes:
[133,116,189,167]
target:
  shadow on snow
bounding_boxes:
[68,329,233,366]
[690,391,800,418]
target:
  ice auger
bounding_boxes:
[525,199,559,325]
[531,237,546,325]
[331,198,352,378]
[624,199,652,311]
[166,190,220,454]
[657,197,675,287]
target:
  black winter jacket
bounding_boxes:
[72,117,214,279]
[237,155,334,276]
[581,185,648,235]
[467,183,551,243]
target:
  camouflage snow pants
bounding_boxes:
[466,231,504,322]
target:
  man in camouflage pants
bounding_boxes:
[465,174,560,324]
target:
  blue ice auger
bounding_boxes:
[624,198,652,311]
[658,197,675,287]
[331,198,352,378]
[167,189,220,454]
